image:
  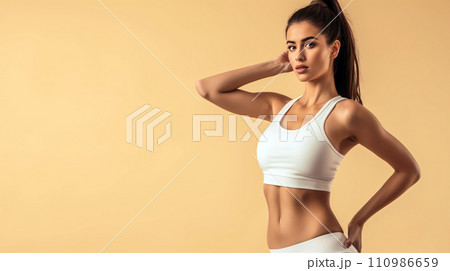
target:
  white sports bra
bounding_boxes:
[256,94,348,192]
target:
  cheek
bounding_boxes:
[309,51,328,67]
[288,52,296,62]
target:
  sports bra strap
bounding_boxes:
[272,96,301,122]
[314,96,348,126]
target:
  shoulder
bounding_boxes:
[335,98,385,144]
[335,98,366,122]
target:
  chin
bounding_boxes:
[296,74,311,82]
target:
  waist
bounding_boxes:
[264,184,335,223]
[263,184,342,249]
[266,211,344,249]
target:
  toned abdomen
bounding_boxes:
[264,184,344,249]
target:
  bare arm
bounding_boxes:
[342,101,421,227]
[195,57,291,121]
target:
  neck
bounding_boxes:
[301,70,339,107]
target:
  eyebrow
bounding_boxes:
[286,36,318,44]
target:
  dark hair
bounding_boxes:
[285,0,362,105]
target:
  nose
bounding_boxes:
[295,49,305,62]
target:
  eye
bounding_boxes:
[287,46,296,51]
[287,42,315,51]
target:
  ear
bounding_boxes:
[330,39,341,59]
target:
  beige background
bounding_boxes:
[0,0,448,252]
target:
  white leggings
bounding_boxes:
[269,232,359,253]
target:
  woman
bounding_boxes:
[195,0,421,253]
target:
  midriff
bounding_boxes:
[264,183,344,249]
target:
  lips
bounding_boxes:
[295,64,308,69]
[295,64,309,74]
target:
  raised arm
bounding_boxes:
[195,57,292,121]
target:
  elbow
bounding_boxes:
[395,166,421,184]
[195,80,209,99]
[408,166,421,184]
[414,167,421,183]
[412,160,421,183]
[405,158,421,184]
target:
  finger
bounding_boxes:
[344,239,352,248]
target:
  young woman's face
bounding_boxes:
[286,21,340,82]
